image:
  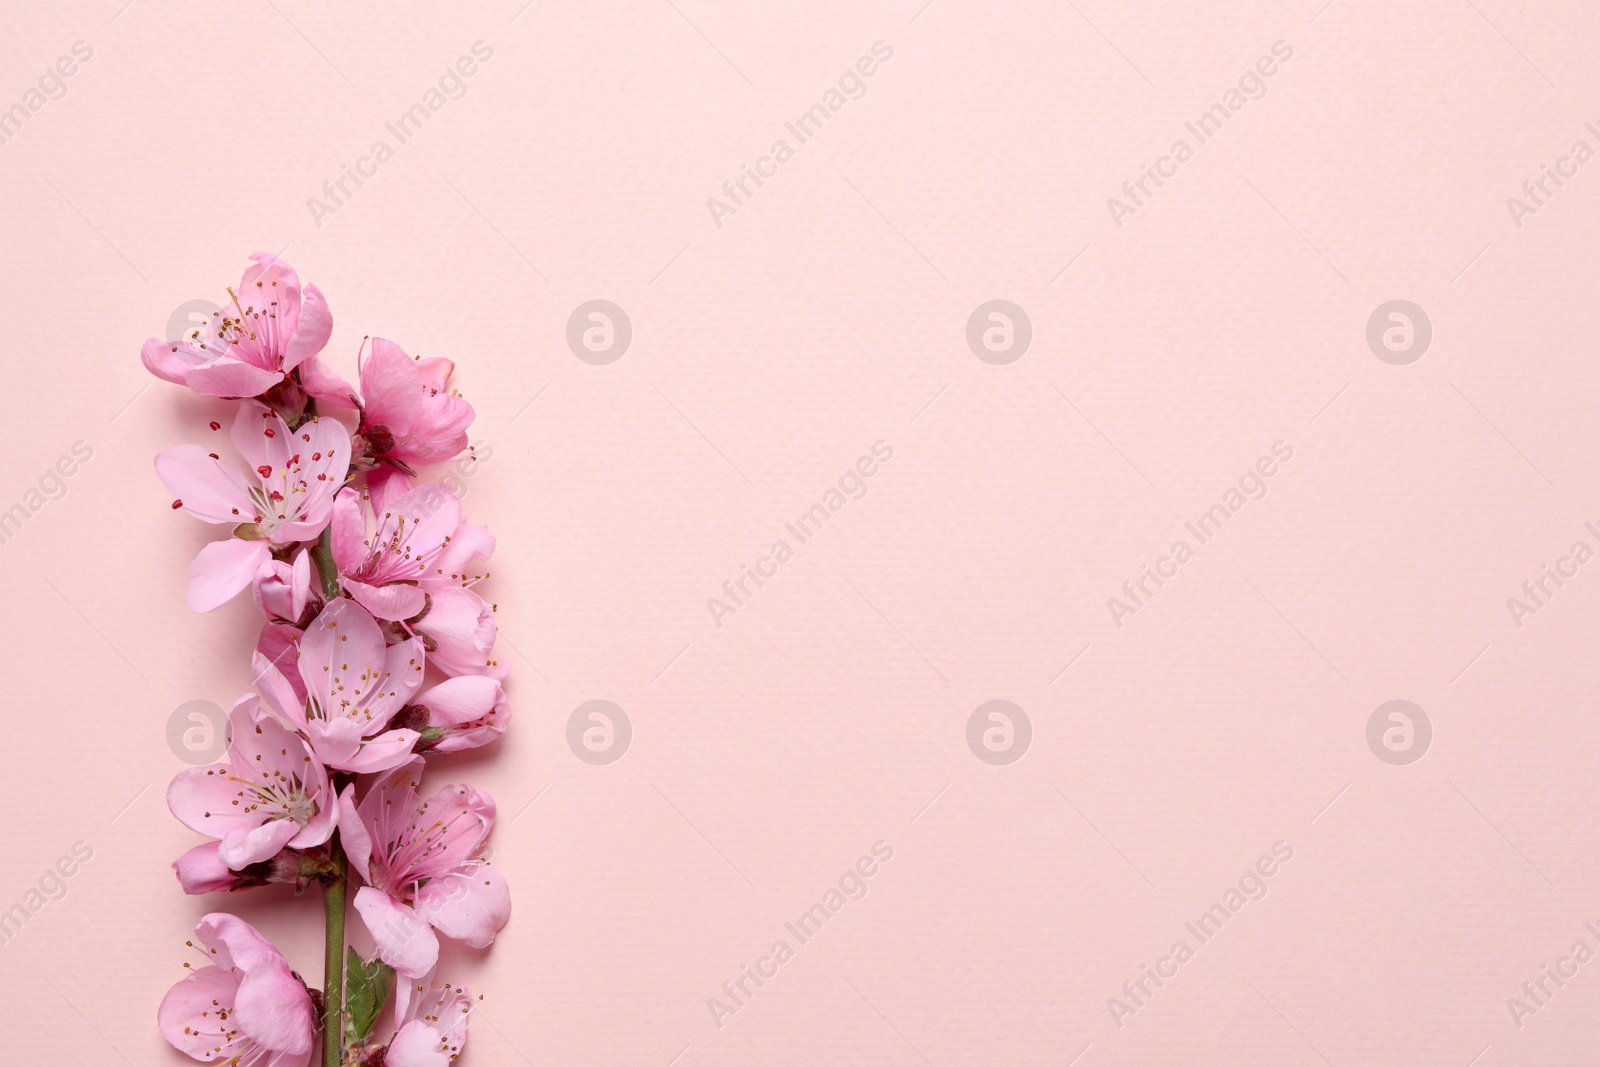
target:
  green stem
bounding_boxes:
[312,525,341,601]
[322,834,347,1067]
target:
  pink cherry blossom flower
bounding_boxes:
[325,482,504,679]
[316,339,474,508]
[255,598,425,774]
[384,973,472,1066]
[168,696,337,870]
[173,842,306,895]
[156,402,350,612]
[142,253,332,399]
[340,758,509,978]
[398,674,510,754]
[417,585,507,679]
[253,607,506,757]
[159,913,315,1066]
[252,549,316,626]
[328,481,493,624]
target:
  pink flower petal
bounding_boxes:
[396,393,473,465]
[416,674,508,752]
[371,636,428,727]
[415,862,511,949]
[365,463,415,515]
[185,356,284,398]
[172,842,239,895]
[354,887,439,979]
[253,648,307,729]
[330,489,366,574]
[141,336,193,385]
[297,598,388,721]
[299,354,358,408]
[333,728,421,773]
[337,783,372,884]
[416,675,501,725]
[344,578,428,622]
[230,400,292,477]
[305,716,366,768]
[386,1021,454,1067]
[361,339,425,436]
[428,523,495,587]
[187,538,272,613]
[159,965,245,1060]
[282,282,332,370]
[168,761,262,840]
[236,957,315,1055]
[192,914,315,1053]
[414,356,456,393]
[417,587,505,679]
[155,445,257,525]
[217,817,302,869]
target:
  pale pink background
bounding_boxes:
[2,0,1599,1063]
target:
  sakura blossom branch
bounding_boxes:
[147,253,511,1067]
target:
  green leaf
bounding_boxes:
[344,948,396,1045]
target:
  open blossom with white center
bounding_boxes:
[340,757,510,978]
[256,614,507,756]
[156,401,350,612]
[158,913,315,1066]
[167,697,336,870]
[255,597,425,774]
[142,253,333,400]
[327,481,504,678]
[385,972,473,1066]
[329,482,493,621]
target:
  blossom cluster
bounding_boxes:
[147,253,510,1066]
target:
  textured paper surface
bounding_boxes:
[2,1,1598,1063]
